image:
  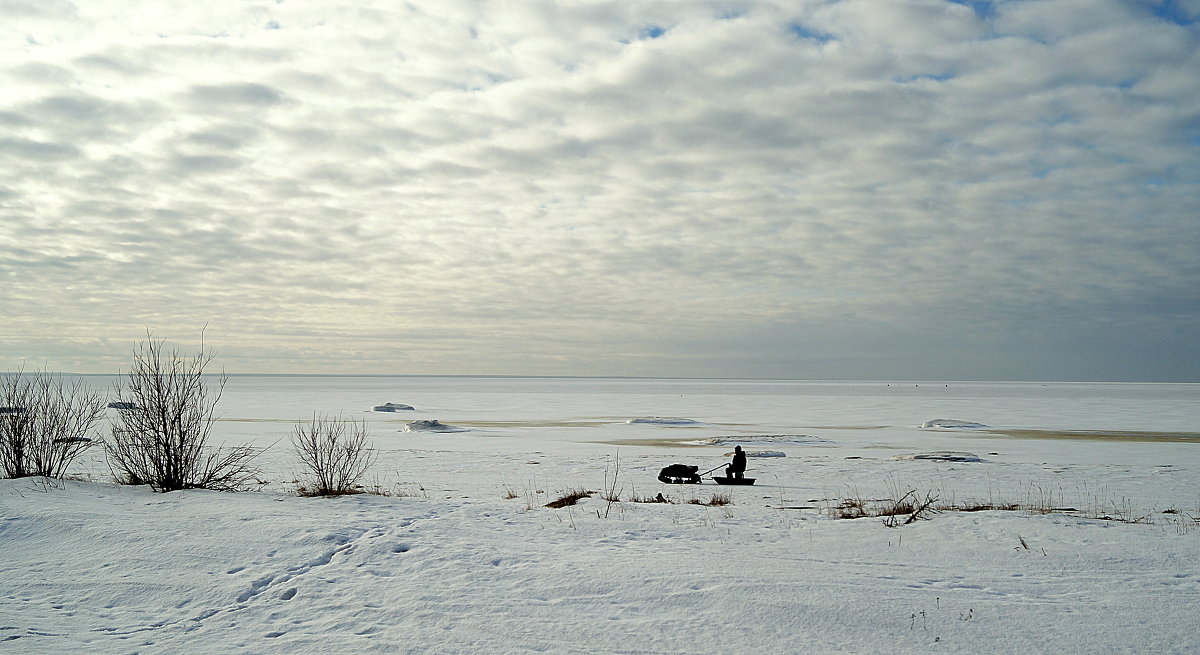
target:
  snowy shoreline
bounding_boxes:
[4,461,1198,654]
[2,377,1198,653]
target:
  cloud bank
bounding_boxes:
[1,0,1197,380]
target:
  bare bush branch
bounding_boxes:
[106,334,261,492]
[601,449,622,518]
[291,415,377,496]
[0,369,105,479]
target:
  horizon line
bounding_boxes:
[16,372,1199,384]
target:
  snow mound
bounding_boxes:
[626,417,703,426]
[374,402,415,412]
[893,451,986,462]
[921,418,989,429]
[723,450,786,458]
[701,434,829,446]
[401,419,467,433]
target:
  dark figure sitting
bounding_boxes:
[725,445,747,479]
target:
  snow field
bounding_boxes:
[2,378,1198,653]
[3,446,1198,654]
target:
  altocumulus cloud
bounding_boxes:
[0,0,1197,380]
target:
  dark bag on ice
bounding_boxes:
[658,463,700,484]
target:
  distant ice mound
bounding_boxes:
[401,419,467,433]
[700,434,829,446]
[374,402,415,412]
[724,450,786,458]
[921,418,989,429]
[627,417,703,426]
[894,451,986,462]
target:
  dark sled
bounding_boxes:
[658,464,701,484]
[712,476,756,485]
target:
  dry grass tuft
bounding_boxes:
[687,491,733,507]
[631,492,671,504]
[545,489,593,509]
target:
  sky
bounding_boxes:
[1,0,1198,381]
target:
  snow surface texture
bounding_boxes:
[2,377,1199,654]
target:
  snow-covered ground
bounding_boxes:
[3,378,1198,654]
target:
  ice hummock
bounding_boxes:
[626,417,703,425]
[401,419,467,433]
[893,451,986,462]
[920,418,989,429]
[374,402,415,412]
[700,434,830,446]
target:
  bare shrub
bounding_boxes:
[881,489,940,527]
[0,369,105,479]
[600,449,622,518]
[292,415,376,496]
[107,335,261,492]
[828,488,940,525]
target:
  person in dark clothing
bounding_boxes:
[725,445,747,479]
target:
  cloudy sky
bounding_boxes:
[2,0,1197,381]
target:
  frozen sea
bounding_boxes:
[59,375,1198,467]
[63,376,1200,506]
